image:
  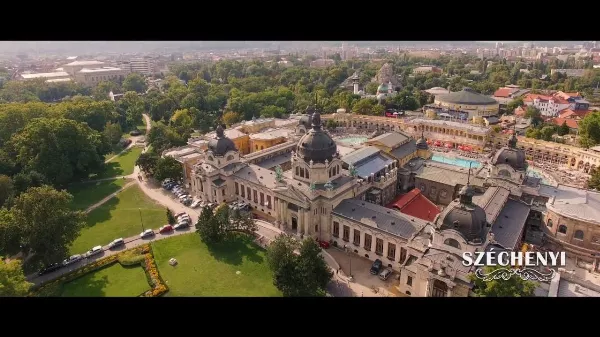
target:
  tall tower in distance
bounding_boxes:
[351,72,360,95]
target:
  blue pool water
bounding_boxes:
[338,137,368,146]
[431,154,481,168]
[431,154,556,185]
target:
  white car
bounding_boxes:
[174,212,187,218]
[108,238,125,249]
[140,229,154,238]
[190,200,201,208]
[63,254,83,266]
[85,246,103,258]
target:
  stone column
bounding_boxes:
[305,211,311,237]
[394,243,400,263]
[360,231,365,248]
[296,212,302,235]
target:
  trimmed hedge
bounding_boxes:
[32,244,169,297]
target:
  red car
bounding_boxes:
[319,241,330,249]
[159,225,173,234]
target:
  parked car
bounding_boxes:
[174,212,187,218]
[174,223,189,230]
[318,241,330,249]
[140,229,154,239]
[85,245,103,258]
[183,198,193,206]
[38,263,62,276]
[370,259,383,275]
[62,254,83,266]
[178,219,191,226]
[379,268,393,281]
[108,238,125,249]
[159,225,173,234]
[130,130,142,136]
[190,200,201,208]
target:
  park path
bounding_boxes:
[29,114,356,295]
[104,116,149,164]
[84,180,137,213]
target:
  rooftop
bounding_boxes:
[489,199,530,250]
[390,139,417,159]
[45,78,73,83]
[332,199,426,239]
[256,152,292,170]
[163,146,199,159]
[78,67,125,73]
[558,279,600,297]
[249,128,292,140]
[21,71,70,79]
[65,60,105,66]
[436,88,498,105]
[341,146,380,167]
[354,154,395,179]
[233,164,278,189]
[367,132,409,149]
[417,161,486,187]
[205,128,247,140]
[409,118,489,134]
[387,188,440,222]
[546,184,600,224]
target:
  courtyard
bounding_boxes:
[151,233,281,297]
[69,185,167,254]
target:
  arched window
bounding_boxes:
[431,279,448,297]
[558,225,568,234]
[547,219,553,228]
[574,230,584,240]
[295,167,299,176]
[444,238,461,249]
[208,156,214,161]
[306,170,309,179]
[498,169,511,177]
[226,155,234,161]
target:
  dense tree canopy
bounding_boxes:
[0,259,33,297]
[470,265,537,297]
[0,186,86,265]
[266,235,332,297]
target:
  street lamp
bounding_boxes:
[138,208,145,231]
[344,244,352,278]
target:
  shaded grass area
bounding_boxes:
[70,185,167,254]
[59,263,150,297]
[66,178,129,210]
[152,233,281,297]
[93,146,142,180]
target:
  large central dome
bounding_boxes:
[296,112,337,163]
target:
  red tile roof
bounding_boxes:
[559,108,592,119]
[523,93,569,104]
[514,106,527,117]
[386,188,440,222]
[552,118,579,129]
[494,88,513,98]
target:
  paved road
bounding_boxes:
[29,114,354,295]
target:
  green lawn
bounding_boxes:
[94,146,143,179]
[152,233,281,297]
[67,178,130,210]
[70,185,167,254]
[60,263,150,297]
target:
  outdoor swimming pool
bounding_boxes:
[338,136,368,146]
[431,154,556,185]
[431,154,481,168]
[526,167,556,185]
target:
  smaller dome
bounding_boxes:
[207,125,237,156]
[416,135,428,150]
[377,83,389,93]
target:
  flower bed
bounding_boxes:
[139,245,169,297]
[33,244,169,297]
